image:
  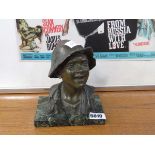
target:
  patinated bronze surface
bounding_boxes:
[34,40,106,127]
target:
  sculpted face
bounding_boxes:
[60,54,89,89]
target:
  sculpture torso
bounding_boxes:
[34,82,104,127]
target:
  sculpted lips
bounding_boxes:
[73,74,88,82]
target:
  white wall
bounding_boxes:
[0,19,155,89]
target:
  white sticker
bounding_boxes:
[65,40,79,48]
[97,23,104,34]
[89,112,106,120]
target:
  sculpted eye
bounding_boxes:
[66,63,74,69]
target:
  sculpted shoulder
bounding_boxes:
[49,83,61,98]
[85,84,95,95]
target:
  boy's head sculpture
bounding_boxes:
[34,40,105,127]
[48,40,96,88]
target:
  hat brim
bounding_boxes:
[48,47,96,78]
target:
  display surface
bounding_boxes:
[34,40,106,127]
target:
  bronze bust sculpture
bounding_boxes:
[34,40,106,127]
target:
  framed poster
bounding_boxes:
[16,19,155,60]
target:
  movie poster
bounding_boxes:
[16,19,65,60]
[16,19,155,60]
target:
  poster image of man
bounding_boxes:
[137,19,155,40]
[129,19,155,52]
[16,19,42,52]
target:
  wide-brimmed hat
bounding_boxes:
[48,40,96,78]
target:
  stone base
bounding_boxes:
[34,96,106,127]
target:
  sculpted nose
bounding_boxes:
[75,64,86,72]
[76,64,82,70]
[74,64,89,74]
